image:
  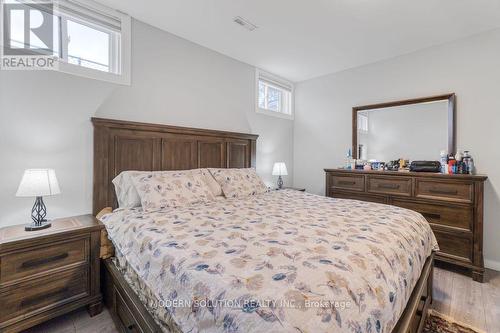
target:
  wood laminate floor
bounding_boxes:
[24,267,500,333]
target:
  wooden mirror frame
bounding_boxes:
[352,93,456,159]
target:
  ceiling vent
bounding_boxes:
[233,16,258,31]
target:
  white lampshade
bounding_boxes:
[272,162,288,176]
[16,169,61,197]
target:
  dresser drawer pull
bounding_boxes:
[421,213,441,220]
[377,183,400,189]
[338,180,356,185]
[20,287,69,307]
[429,189,458,195]
[21,252,69,269]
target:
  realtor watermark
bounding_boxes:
[1,0,58,70]
[150,298,352,311]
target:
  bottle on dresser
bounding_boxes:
[448,154,456,174]
[440,150,448,174]
[345,148,353,170]
[463,150,475,175]
[455,151,463,174]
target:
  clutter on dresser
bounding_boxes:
[440,150,475,175]
[341,147,476,175]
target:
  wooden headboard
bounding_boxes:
[92,117,258,214]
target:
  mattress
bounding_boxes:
[101,189,438,333]
[112,248,182,332]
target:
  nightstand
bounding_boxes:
[0,215,104,333]
[277,187,306,192]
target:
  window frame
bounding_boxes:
[56,0,131,85]
[255,69,294,120]
[3,0,131,84]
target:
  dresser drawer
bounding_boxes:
[0,238,87,285]
[415,179,473,203]
[329,174,365,192]
[392,199,472,231]
[330,191,388,204]
[432,228,472,262]
[367,176,412,196]
[0,267,89,323]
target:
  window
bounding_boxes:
[6,0,130,84]
[358,114,368,132]
[256,69,294,119]
[66,19,111,72]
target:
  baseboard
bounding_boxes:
[484,259,500,271]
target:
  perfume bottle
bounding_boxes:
[440,150,448,174]
[463,151,475,175]
[345,148,352,170]
[448,154,456,174]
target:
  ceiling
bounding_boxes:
[95,0,500,82]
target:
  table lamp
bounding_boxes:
[272,162,288,189]
[16,169,61,231]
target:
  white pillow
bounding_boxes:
[112,171,142,208]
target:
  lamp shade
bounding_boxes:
[272,162,288,176]
[16,169,61,197]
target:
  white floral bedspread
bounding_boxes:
[101,190,438,333]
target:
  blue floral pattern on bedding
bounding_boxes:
[101,190,438,333]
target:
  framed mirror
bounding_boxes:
[352,94,456,161]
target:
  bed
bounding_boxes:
[92,118,437,333]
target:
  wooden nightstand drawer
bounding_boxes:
[0,267,89,323]
[415,179,473,203]
[1,238,87,285]
[367,176,412,196]
[0,215,103,332]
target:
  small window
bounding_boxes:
[5,0,130,84]
[66,19,111,72]
[256,69,294,119]
[358,114,368,132]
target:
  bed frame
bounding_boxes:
[92,117,434,333]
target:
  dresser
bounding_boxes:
[324,169,487,282]
[0,215,103,332]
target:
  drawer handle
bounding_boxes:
[377,184,400,189]
[127,323,137,332]
[21,252,69,269]
[21,287,69,307]
[422,213,441,220]
[429,189,458,195]
[338,181,356,185]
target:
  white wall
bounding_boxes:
[359,101,448,162]
[294,28,500,269]
[0,19,293,227]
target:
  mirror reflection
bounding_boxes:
[357,100,449,162]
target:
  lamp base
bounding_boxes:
[26,196,50,231]
[25,221,51,231]
[277,175,284,189]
